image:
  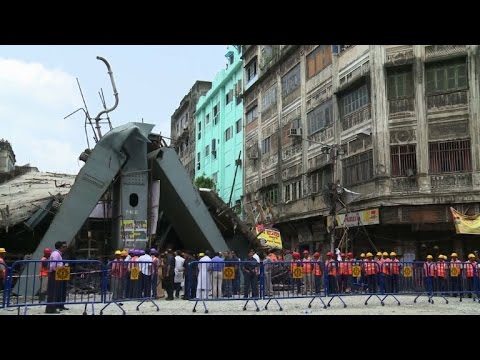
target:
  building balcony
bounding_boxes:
[391,176,418,193]
[388,97,415,115]
[426,90,468,110]
[430,172,472,190]
[341,104,371,131]
[425,45,467,61]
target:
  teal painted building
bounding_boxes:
[195,46,243,208]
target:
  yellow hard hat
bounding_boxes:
[382,252,389,256]
[360,253,365,258]
[366,252,373,257]
[390,252,397,257]
[114,250,122,255]
[198,252,205,257]
[438,254,443,259]
[468,253,476,259]
[376,252,382,256]
[443,255,448,260]
[121,250,128,256]
[451,252,458,257]
[426,255,433,260]
[0,248,6,253]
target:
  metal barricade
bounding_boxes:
[188,260,262,313]
[7,260,104,315]
[100,260,159,315]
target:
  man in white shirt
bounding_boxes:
[138,249,153,298]
[174,250,185,298]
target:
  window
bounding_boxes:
[197,152,201,163]
[213,104,220,124]
[342,150,374,186]
[198,121,201,140]
[262,85,277,111]
[262,136,271,155]
[309,166,332,194]
[246,106,258,124]
[246,59,257,83]
[206,114,210,124]
[341,84,369,117]
[307,100,333,135]
[211,138,216,152]
[212,172,218,185]
[429,139,471,174]
[282,64,300,97]
[387,67,414,99]
[205,145,210,157]
[226,89,233,105]
[426,59,467,94]
[263,186,279,205]
[291,118,300,129]
[225,127,232,142]
[390,144,417,177]
[285,179,303,202]
[236,119,242,133]
[306,45,332,79]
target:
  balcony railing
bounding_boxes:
[430,172,472,189]
[388,97,415,114]
[341,105,371,131]
[426,90,468,110]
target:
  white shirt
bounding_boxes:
[138,254,152,275]
[253,253,260,263]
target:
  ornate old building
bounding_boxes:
[241,45,480,260]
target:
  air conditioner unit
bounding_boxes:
[288,128,303,137]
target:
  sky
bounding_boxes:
[0,45,228,174]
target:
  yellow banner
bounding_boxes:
[255,225,283,249]
[450,207,480,234]
[327,208,380,229]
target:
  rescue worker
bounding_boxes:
[389,252,400,294]
[302,250,313,295]
[313,252,323,294]
[363,252,377,293]
[38,248,52,302]
[0,248,6,291]
[424,255,436,296]
[436,254,447,296]
[290,252,302,295]
[381,252,391,293]
[111,250,125,301]
[465,253,477,297]
[450,252,462,297]
[325,251,337,295]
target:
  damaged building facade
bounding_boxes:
[241,45,480,260]
[171,81,212,180]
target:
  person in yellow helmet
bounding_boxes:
[465,253,477,297]
[436,254,447,296]
[450,252,462,297]
[424,255,436,297]
[389,252,400,293]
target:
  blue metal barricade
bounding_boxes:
[1,262,7,309]
[100,260,159,315]
[188,260,262,313]
[7,260,104,315]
